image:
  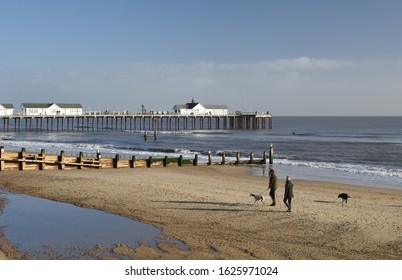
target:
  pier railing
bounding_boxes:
[0,146,274,171]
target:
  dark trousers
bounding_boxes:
[269,189,276,199]
[283,198,292,209]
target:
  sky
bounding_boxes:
[1,0,402,116]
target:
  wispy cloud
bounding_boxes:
[247,57,354,72]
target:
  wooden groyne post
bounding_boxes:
[59,151,65,170]
[39,149,46,170]
[0,146,5,171]
[269,144,274,165]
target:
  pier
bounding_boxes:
[0,112,272,131]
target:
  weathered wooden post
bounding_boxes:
[249,152,254,164]
[147,156,153,168]
[221,152,226,165]
[163,156,168,167]
[269,144,274,164]
[193,154,198,166]
[39,149,46,170]
[130,155,136,168]
[178,155,183,167]
[19,148,26,171]
[78,152,84,169]
[96,149,102,169]
[113,154,120,168]
[0,146,4,171]
[236,152,240,165]
[208,152,212,165]
[58,150,65,170]
[96,149,102,160]
[262,151,267,164]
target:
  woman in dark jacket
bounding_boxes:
[283,176,294,212]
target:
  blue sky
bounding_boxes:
[1,0,402,115]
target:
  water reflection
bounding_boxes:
[0,189,188,259]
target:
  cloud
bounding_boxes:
[1,57,401,116]
[248,57,354,72]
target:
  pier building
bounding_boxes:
[172,99,228,115]
[0,104,14,116]
[21,103,83,116]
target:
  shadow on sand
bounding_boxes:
[156,200,286,213]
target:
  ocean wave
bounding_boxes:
[276,158,402,179]
[0,139,225,160]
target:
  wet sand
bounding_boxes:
[1,166,401,260]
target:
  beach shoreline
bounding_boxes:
[1,165,401,260]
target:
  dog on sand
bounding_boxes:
[250,193,265,204]
[338,193,351,203]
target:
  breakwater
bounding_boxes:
[0,146,274,171]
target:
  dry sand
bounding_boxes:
[0,165,401,260]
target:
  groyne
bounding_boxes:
[0,146,274,171]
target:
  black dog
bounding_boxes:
[338,193,351,203]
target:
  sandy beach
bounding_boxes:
[0,165,401,260]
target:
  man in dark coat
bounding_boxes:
[268,169,277,206]
[283,176,294,212]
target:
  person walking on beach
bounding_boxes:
[268,169,277,206]
[283,176,294,212]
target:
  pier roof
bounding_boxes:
[204,105,228,109]
[0,103,14,109]
[173,103,227,110]
[21,103,83,108]
[57,103,83,108]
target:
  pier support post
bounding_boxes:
[262,151,267,164]
[236,152,240,165]
[269,144,274,165]
[163,156,168,167]
[221,152,226,165]
[208,152,212,165]
[249,152,254,164]
[0,146,4,171]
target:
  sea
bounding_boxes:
[1,116,401,190]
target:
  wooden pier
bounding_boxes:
[0,147,273,171]
[0,112,272,131]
